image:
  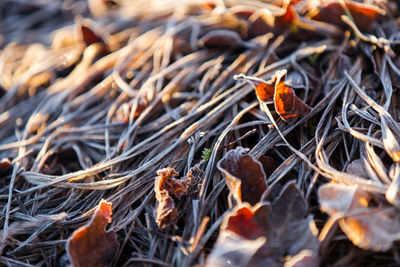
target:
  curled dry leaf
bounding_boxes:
[251,69,311,121]
[310,0,385,32]
[217,147,267,205]
[207,181,319,267]
[319,183,400,251]
[67,199,119,267]
[154,168,191,229]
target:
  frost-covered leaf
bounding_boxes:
[67,199,119,267]
[207,182,319,267]
[319,183,400,251]
[217,147,267,205]
[154,168,191,229]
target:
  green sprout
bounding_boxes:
[202,148,213,162]
[307,53,319,66]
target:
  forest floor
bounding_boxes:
[1,0,400,266]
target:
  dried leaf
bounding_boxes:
[248,3,297,36]
[156,167,191,199]
[273,70,311,121]
[76,24,107,46]
[254,82,275,102]
[0,158,12,174]
[319,183,400,251]
[206,203,267,267]
[217,147,267,205]
[246,69,311,121]
[67,199,119,267]
[207,182,319,267]
[311,0,385,32]
[154,168,190,229]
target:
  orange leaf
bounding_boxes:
[217,147,267,205]
[254,82,274,102]
[67,199,119,267]
[273,70,311,121]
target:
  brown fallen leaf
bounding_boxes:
[310,0,385,32]
[154,168,191,229]
[0,158,12,174]
[217,147,268,205]
[248,2,298,37]
[273,70,311,121]
[238,69,311,122]
[156,167,191,199]
[207,181,319,267]
[75,23,107,47]
[252,69,311,121]
[67,199,119,267]
[319,183,400,251]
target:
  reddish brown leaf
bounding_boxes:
[248,2,297,37]
[274,5,298,33]
[217,147,267,205]
[67,199,119,267]
[225,206,266,240]
[319,183,400,251]
[154,168,190,229]
[311,0,385,32]
[273,70,311,121]
[206,182,319,267]
[0,158,12,174]
[254,82,274,102]
[77,24,107,46]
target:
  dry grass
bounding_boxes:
[1,0,400,266]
